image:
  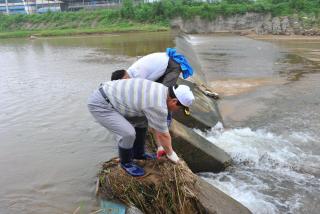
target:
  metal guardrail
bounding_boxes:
[67,2,118,9]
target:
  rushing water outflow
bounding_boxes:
[0,32,319,214]
[184,34,320,214]
[196,123,320,214]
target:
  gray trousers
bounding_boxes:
[87,89,145,149]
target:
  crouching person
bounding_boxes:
[87,78,194,177]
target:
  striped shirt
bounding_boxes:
[102,78,169,133]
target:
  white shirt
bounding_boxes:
[127,52,169,81]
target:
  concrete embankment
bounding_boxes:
[172,78,231,173]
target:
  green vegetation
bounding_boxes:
[0,0,319,38]
[0,22,168,38]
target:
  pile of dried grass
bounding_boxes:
[97,158,207,214]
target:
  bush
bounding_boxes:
[121,0,135,19]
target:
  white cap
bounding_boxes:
[173,85,195,107]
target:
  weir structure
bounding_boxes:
[96,77,251,213]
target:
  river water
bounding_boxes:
[0,32,319,213]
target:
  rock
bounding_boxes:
[281,16,290,34]
[272,17,281,34]
[29,35,37,40]
[175,78,222,130]
[171,12,319,36]
[170,119,231,173]
[171,13,271,34]
[256,21,272,34]
[239,31,250,36]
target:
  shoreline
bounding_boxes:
[0,24,169,39]
[2,26,320,40]
[245,33,320,41]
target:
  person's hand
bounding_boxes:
[157,146,166,159]
[166,151,179,163]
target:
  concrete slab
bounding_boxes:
[170,120,231,173]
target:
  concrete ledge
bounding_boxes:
[174,78,222,130]
[170,120,231,173]
[196,177,252,214]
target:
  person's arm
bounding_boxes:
[144,106,178,162]
[155,131,179,163]
[155,131,173,155]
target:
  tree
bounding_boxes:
[289,0,306,11]
[222,0,253,4]
[121,0,135,19]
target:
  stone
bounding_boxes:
[281,16,290,34]
[272,17,281,34]
[171,13,320,36]
[170,119,231,173]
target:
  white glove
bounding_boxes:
[166,151,179,163]
[157,146,166,159]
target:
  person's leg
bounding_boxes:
[127,116,156,160]
[88,104,136,149]
[132,127,147,159]
[88,91,144,176]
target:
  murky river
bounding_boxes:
[0,31,319,213]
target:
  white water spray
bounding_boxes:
[196,123,320,214]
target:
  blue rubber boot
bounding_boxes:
[133,127,156,160]
[119,147,144,177]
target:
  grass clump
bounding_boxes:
[98,158,206,214]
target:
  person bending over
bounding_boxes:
[87,78,194,177]
[111,48,193,87]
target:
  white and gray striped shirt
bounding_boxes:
[102,78,169,133]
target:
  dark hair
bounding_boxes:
[111,69,126,81]
[169,84,183,106]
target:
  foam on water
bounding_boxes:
[196,123,320,214]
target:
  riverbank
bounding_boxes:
[246,33,320,41]
[1,0,319,39]
[0,23,169,39]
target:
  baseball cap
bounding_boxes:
[173,85,195,115]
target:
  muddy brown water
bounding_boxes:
[0,32,175,213]
[0,32,319,213]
